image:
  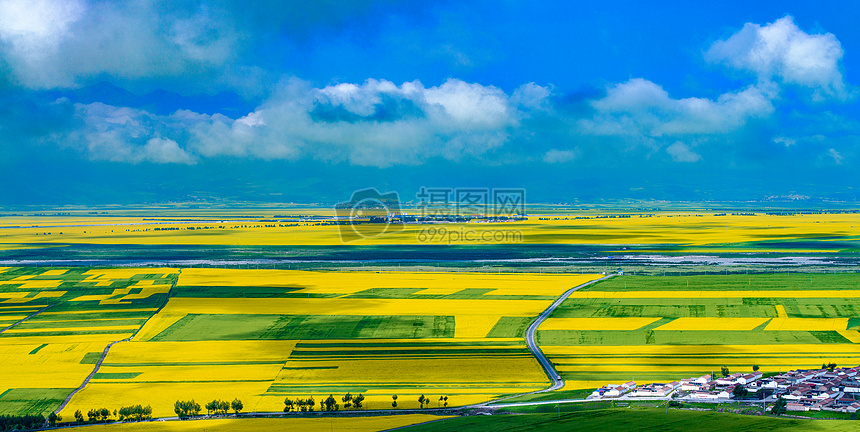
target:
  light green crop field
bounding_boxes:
[403,407,859,431]
[539,273,860,390]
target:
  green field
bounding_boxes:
[404,408,859,431]
[150,314,457,341]
[539,273,860,388]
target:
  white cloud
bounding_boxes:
[706,16,846,99]
[580,78,773,137]
[0,0,84,48]
[511,82,553,110]
[141,137,195,164]
[665,141,701,162]
[828,148,843,165]
[71,102,195,164]
[543,149,576,164]
[423,79,513,128]
[0,1,237,88]
[67,78,543,167]
[773,136,796,147]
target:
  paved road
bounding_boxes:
[523,274,616,393]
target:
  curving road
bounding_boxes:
[524,274,616,392]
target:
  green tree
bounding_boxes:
[732,385,748,399]
[47,412,61,426]
[99,408,110,421]
[219,400,230,414]
[443,396,448,407]
[342,392,353,410]
[773,397,787,416]
[87,409,98,422]
[74,410,84,424]
[418,395,426,409]
[205,400,217,416]
[232,398,243,414]
[283,397,294,412]
[391,394,398,408]
[324,394,339,411]
[720,366,730,377]
[174,399,200,418]
[752,365,760,372]
[353,393,365,410]
[306,396,315,412]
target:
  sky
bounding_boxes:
[1,0,859,205]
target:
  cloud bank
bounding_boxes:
[69,78,546,167]
[706,16,847,99]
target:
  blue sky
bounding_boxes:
[0,0,858,204]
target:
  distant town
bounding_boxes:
[589,365,860,413]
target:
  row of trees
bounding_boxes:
[67,405,154,425]
[174,399,243,418]
[205,399,243,416]
[118,405,154,421]
[283,393,450,412]
[283,396,317,412]
[0,414,45,431]
[417,395,448,408]
[284,393,368,412]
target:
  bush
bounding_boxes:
[0,414,45,431]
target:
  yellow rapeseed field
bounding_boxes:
[0,342,111,388]
[76,415,453,432]
[0,291,65,304]
[3,211,859,250]
[157,297,551,317]
[276,355,546,385]
[540,317,661,331]
[105,341,299,363]
[177,268,598,296]
[92,364,285,383]
[0,280,63,289]
[40,269,68,276]
[765,318,850,331]
[61,382,274,418]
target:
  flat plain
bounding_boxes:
[539,273,860,389]
[0,267,600,418]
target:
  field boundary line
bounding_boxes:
[53,268,182,417]
[0,303,53,333]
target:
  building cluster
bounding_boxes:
[588,365,860,413]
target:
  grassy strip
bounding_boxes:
[405,408,859,431]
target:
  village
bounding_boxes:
[587,365,860,413]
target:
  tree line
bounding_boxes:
[0,414,45,431]
[284,393,449,411]
[175,398,243,419]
